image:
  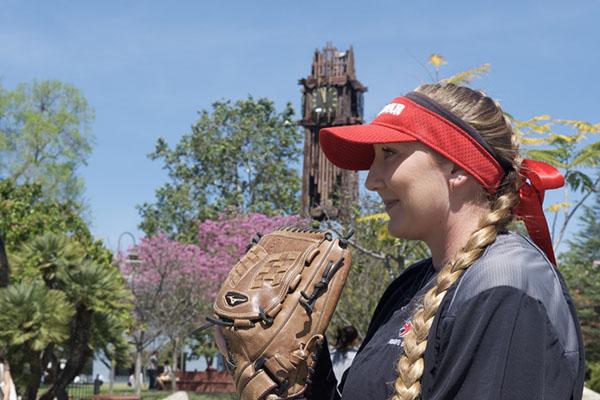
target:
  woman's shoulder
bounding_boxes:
[445,231,579,352]
[449,232,564,306]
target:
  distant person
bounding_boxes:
[330,326,360,381]
[127,365,143,388]
[147,351,159,390]
[93,374,104,395]
[0,352,17,400]
[127,365,134,387]
[156,360,174,390]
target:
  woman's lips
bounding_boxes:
[384,199,399,212]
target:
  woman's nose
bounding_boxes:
[365,162,383,192]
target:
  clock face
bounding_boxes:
[312,87,338,114]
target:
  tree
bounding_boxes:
[560,186,600,363]
[0,180,95,250]
[137,97,302,242]
[0,180,113,286]
[0,79,124,399]
[0,80,94,203]
[119,243,165,397]
[122,233,211,392]
[188,330,219,369]
[0,233,131,400]
[0,282,74,400]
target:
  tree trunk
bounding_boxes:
[134,349,142,396]
[109,358,115,394]
[23,350,43,400]
[0,233,10,287]
[39,306,93,400]
[180,348,185,373]
[171,339,178,392]
[41,344,58,385]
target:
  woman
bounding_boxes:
[156,360,175,390]
[312,83,585,399]
[0,353,16,400]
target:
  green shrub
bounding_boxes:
[588,362,600,392]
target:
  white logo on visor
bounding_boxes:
[377,103,405,116]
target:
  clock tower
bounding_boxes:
[299,43,367,221]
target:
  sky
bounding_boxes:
[1,0,599,253]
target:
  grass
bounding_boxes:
[98,384,234,400]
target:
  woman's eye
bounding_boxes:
[382,147,396,159]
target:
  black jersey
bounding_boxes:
[310,232,585,400]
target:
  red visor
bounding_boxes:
[320,96,506,192]
[319,94,564,265]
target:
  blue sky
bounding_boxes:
[1,0,599,251]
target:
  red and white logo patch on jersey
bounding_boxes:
[399,321,413,337]
[388,320,414,346]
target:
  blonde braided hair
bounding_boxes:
[392,83,522,400]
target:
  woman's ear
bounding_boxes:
[448,164,470,191]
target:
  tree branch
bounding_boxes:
[555,175,600,252]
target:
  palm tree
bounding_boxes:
[1,232,130,400]
[0,281,74,400]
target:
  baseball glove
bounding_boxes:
[205,226,352,400]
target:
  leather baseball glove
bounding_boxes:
[205,226,352,400]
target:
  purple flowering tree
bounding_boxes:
[120,234,212,393]
[196,212,303,290]
[121,213,302,392]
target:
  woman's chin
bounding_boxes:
[387,217,421,241]
[387,220,408,240]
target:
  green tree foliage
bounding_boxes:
[0,233,131,400]
[513,117,600,251]
[188,331,219,369]
[560,188,600,364]
[0,80,94,202]
[442,63,491,85]
[0,282,74,400]
[137,97,302,242]
[0,79,126,399]
[588,362,600,392]
[0,180,111,265]
[427,54,491,85]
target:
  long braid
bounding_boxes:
[391,83,522,400]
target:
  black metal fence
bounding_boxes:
[66,382,95,400]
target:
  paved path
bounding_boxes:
[163,391,189,400]
[584,387,600,400]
